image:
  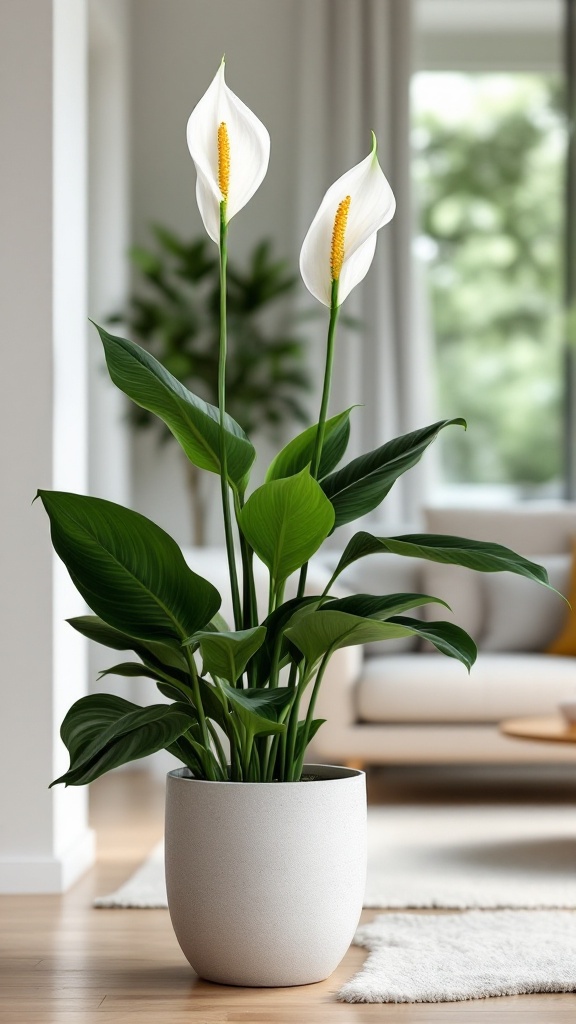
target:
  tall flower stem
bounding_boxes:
[219,202,242,632]
[296,279,340,602]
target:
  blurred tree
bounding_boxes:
[112,227,311,544]
[413,75,564,490]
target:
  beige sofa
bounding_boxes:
[313,504,576,766]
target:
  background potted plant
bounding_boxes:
[37,60,552,987]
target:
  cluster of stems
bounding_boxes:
[188,203,341,783]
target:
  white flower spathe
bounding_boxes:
[187,60,271,243]
[299,134,396,306]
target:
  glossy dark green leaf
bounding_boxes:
[95,323,255,490]
[323,593,449,619]
[67,615,188,674]
[98,662,164,681]
[190,626,267,684]
[265,408,353,483]
[321,419,466,527]
[285,610,418,667]
[69,616,192,698]
[328,531,551,589]
[219,682,294,737]
[251,596,323,686]
[238,469,335,584]
[295,718,326,762]
[389,616,477,670]
[51,694,195,786]
[286,609,475,672]
[37,491,221,642]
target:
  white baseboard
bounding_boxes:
[0,827,96,894]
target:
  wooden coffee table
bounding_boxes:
[500,715,576,744]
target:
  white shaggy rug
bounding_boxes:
[337,910,576,1003]
[95,803,576,910]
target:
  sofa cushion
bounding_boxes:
[420,562,484,641]
[424,504,576,555]
[356,652,576,723]
[480,555,571,653]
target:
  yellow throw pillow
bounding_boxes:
[547,540,576,656]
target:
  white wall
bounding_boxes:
[130,0,302,546]
[0,0,94,892]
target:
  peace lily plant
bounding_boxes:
[38,60,551,788]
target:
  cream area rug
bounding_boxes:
[95,803,576,910]
[338,910,576,1002]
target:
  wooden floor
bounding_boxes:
[2,767,576,1023]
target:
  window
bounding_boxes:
[413,2,566,503]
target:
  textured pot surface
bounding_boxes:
[165,764,366,987]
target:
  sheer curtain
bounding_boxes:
[293,0,432,527]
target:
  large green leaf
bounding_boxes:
[37,492,221,642]
[328,531,551,589]
[238,469,335,584]
[95,323,255,490]
[286,609,476,671]
[285,610,417,666]
[265,409,353,483]
[190,626,267,684]
[68,616,190,683]
[51,694,195,786]
[219,682,294,737]
[321,419,466,527]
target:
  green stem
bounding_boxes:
[218,202,242,631]
[296,281,339,604]
[207,720,228,777]
[292,651,332,781]
[184,645,216,780]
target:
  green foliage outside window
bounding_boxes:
[414,74,564,490]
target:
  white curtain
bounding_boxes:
[294,0,433,528]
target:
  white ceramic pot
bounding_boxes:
[165,764,366,987]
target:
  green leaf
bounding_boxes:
[285,610,417,667]
[238,469,335,584]
[323,593,450,619]
[251,596,323,686]
[94,323,255,491]
[295,718,326,762]
[68,616,188,675]
[321,419,466,527]
[328,530,551,588]
[37,492,221,643]
[219,682,294,737]
[265,409,353,483]
[389,617,477,670]
[51,694,195,786]
[98,662,165,681]
[189,626,267,684]
[286,609,475,672]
